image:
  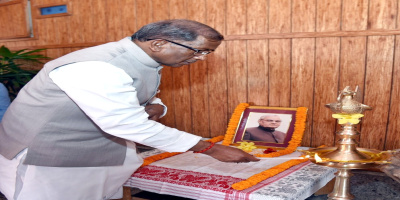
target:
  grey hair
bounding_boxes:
[131,19,224,42]
[259,115,281,120]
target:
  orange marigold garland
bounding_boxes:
[231,157,309,190]
[222,103,250,146]
[141,135,225,167]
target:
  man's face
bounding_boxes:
[154,36,221,67]
[259,116,282,129]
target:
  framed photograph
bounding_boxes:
[222,104,308,152]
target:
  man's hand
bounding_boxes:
[190,141,260,163]
[145,104,164,121]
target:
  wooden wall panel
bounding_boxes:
[69,1,84,43]
[92,0,108,42]
[398,0,400,28]
[226,0,246,35]
[136,0,153,30]
[268,39,291,107]
[292,0,316,32]
[157,71,176,129]
[247,40,268,105]
[361,36,394,149]
[368,0,397,30]
[1,0,400,150]
[268,0,291,107]
[316,0,341,32]
[206,0,228,137]
[0,1,30,39]
[340,0,368,93]
[188,0,209,137]
[79,1,94,43]
[207,43,228,137]
[339,37,367,97]
[169,0,192,133]
[227,40,247,117]
[313,37,340,147]
[107,0,125,41]
[46,48,63,60]
[246,0,268,34]
[35,17,54,46]
[206,0,226,35]
[189,60,210,137]
[269,0,291,33]
[152,0,169,21]
[386,36,400,150]
[291,38,315,147]
[120,0,137,37]
[314,0,340,146]
[341,0,368,31]
[292,0,315,147]
[56,14,69,44]
[155,0,174,128]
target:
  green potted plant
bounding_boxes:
[0,45,50,100]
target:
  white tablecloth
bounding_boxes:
[124,148,336,200]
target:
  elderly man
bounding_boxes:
[0,19,259,200]
[243,115,286,143]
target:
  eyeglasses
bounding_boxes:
[146,39,213,56]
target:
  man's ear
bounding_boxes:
[149,40,167,52]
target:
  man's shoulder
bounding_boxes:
[246,127,259,131]
[274,130,286,135]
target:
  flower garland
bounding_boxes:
[222,103,250,145]
[141,135,225,167]
[231,157,309,190]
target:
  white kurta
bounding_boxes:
[50,61,201,152]
[0,61,201,200]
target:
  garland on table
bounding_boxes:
[231,157,309,190]
[141,135,225,167]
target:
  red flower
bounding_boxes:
[263,148,277,154]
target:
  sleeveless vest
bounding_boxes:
[0,37,162,167]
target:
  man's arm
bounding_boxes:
[189,140,260,163]
[146,97,167,120]
[50,61,259,163]
[145,104,164,120]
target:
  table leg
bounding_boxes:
[122,186,132,200]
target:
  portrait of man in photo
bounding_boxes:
[243,114,287,143]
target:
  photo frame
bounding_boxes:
[222,104,308,155]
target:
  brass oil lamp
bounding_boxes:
[302,86,391,200]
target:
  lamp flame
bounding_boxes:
[314,154,322,162]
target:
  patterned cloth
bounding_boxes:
[124,149,336,200]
